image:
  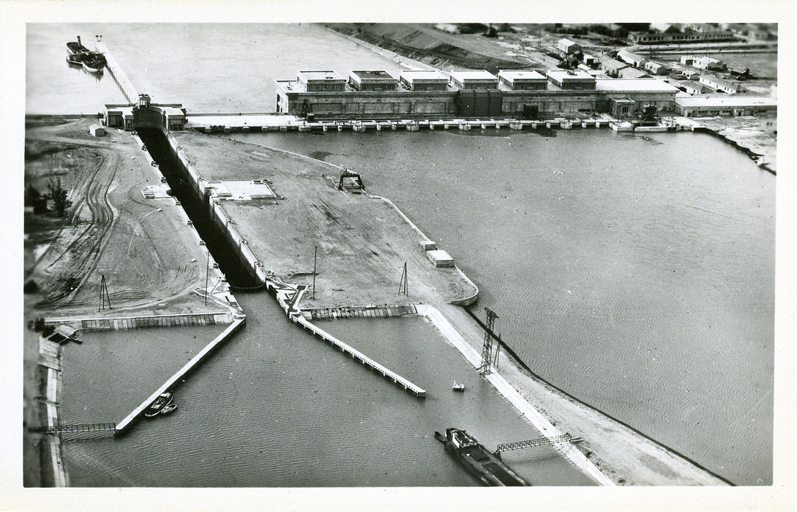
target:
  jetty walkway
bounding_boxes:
[115,318,245,434]
[266,278,426,398]
[96,42,139,103]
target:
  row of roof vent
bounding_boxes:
[294,69,598,92]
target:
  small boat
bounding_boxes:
[66,36,89,55]
[452,382,465,392]
[144,392,174,418]
[66,54,85,67]
[82,53,106,74]
[160,403,178,415]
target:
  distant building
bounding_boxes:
[699,75,741,94]
[691,56,726,71]
[449,70,499,90]
[643,60,669,75]
[605,23,628,38]
[618,67,652,79]
[546,69,596,90]
[617,50,646,68]
[630,29,735,45]
[497,70,547,90]
[602,58,628,78]
[399,71,448,91]
[671,80,706,95]
[557,38,581,55]
[675,95,777,116]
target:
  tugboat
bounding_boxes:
[435,428,530,486]
[144,392,174,418]
[81,53,106,74]
[66,35,90,55]
[66,53,85,67]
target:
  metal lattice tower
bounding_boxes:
[479,308,498,375]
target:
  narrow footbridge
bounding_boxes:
[46,423,117,434]
[495,433,573,454]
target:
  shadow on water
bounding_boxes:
[136,128,259,289]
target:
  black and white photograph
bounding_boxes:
[4,1,794,510]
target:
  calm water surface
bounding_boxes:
[28,24,775,486]
[229,128,775,486]
[61,295,594,486]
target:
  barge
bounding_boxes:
[435,428,530,486]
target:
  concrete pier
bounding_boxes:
[95,42,139,103]
[115,317,246,434]
[266,279,426,398]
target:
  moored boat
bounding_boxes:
[160,403,178,415]
[435,428,530,486]
[82,53,106,74]
[144,392,174,418]
[66,54,85,66]
[66,36,89,55]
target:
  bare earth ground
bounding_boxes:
[693,115,778,172]
[174,130,727,485]
[25,118,226,318]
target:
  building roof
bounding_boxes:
[595,78,679,93]
[546,69,594,81]
[498,70,547,81]
[603,58,628,69]
[700,74,741,89]
[350,70,396,80]
[449,70,498,81]
[558,38,580,47]
[618,50,645,63]
[298,71,345,81]
[400,70,448,82]
[675,95,776,108]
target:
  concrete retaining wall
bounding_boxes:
[43,312,233,332]
[302,304,417,321]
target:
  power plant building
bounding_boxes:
[448,70,499,90]
[546,69,596,90]
[348,71,398,91]
[498,70,548,90]
[399,71,449,91]
[273,68,679,120]
[297,71,346,92]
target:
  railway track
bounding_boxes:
[36,148,118,308]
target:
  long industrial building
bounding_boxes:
[274,69,680,120]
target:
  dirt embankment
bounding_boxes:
[326,23,528,73]
[25,118,220,318]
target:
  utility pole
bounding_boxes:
[98,274,112,311]
[398,262,408,296]
[312,245,317,300]
[479,308,498,375]
[205,250,210,305]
